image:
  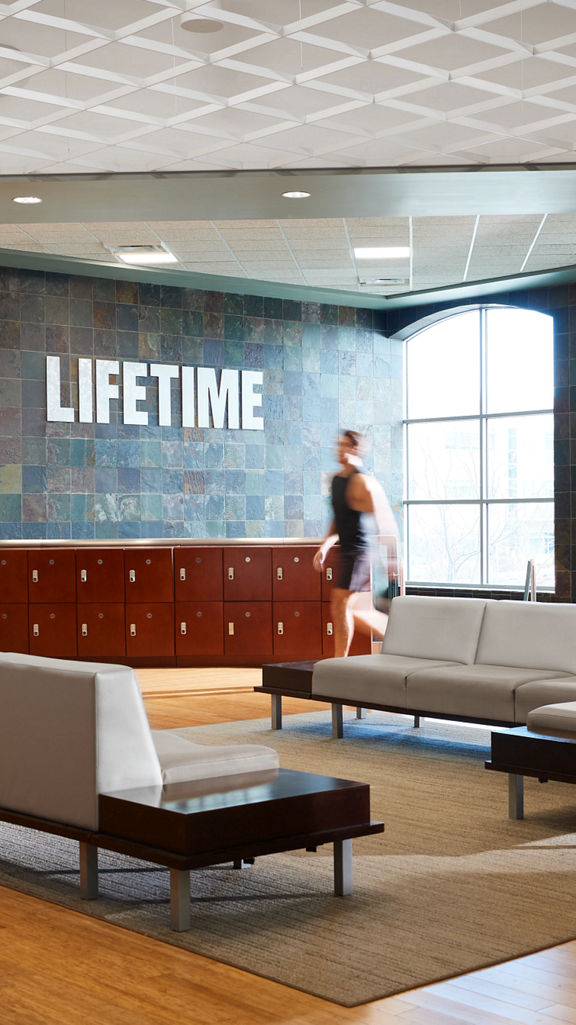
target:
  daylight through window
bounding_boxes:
[404,306,554,589]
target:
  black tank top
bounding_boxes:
[331,470,369,551]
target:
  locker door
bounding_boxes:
[322,603,371,656]
[29,604,77,657]
[76,549,125,603]
[272,546,320,602]
[174,547,223,602]
[223,548,272,602]
[77,604,126,658]
[124,547,174,603]
[321,547,341,601]
[176,602,224,656]
[28,549,76,603]
[224,602,273,660]
[0,549,28,602]
[0,604,28,652]
[273,602,322,660]
[125,603,175,658]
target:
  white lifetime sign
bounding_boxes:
[46,356,264,430]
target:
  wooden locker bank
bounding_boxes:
[0,540,372,667]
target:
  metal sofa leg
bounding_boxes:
[271,694,282,730]
[508,773,524,819]
[170,868,191,931]
[332,703,343,738]
[333,838,353,896]
[79,841,98,900]
[356,707,366,719]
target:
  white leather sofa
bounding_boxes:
[0,652,383,929]
[312,595,576,737]
[0,651,279,832]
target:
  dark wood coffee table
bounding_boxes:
[486,726,576,819]
[96,767,383,930]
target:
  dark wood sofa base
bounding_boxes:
[486,726,576,819]
[0,769,384,931]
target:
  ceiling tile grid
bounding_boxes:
[0,0,574,173]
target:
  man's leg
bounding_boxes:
[331,587,355,657]
[350,591,389,639]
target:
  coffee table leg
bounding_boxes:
[508,773,524,819]
[79,841,98,900]
[271,694,282,730]
[332,703,343,739]
[170,868,191,931]
[334,838,353,896]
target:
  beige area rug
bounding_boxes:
[2,711,576,1006]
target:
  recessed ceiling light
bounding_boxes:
[111,245,178,266]
[282,191,311,199]
[180,15,224,32]
[13,195,42,205]
[354,247,410,259]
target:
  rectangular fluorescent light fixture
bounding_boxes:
[111,245,177,266]
[354,246,410,259]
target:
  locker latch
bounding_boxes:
[130,623,136,636]
[81,623,88,637]
[33,623,39,636]
[326,621,333,636]
[129,569,136,583]
[227,567,234,580]
[179,568,186,581]
[180,622,187,635]
[276,567,283,580]
[277,621,284,635]
[228,622,234,635]
[32,569,39,583]
[80,569,87,583]
[326,567,333,581]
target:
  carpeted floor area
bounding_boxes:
[2,710,576,1006]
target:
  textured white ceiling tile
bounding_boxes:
[229,36,357,77]
[309,8,444,51]
[34,0,162,32]
[465,56,576,92]
[482,4,576,46]
[394,32,512,72]
[395,79,507,112]
[137,16,267,59]
[317,60,433,94]
[463,135,559,159]
[279,219,346,236]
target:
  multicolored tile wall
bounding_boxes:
[386,283,573,603]
[0,266,402,541]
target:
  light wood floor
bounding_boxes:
[2,667,576,1025]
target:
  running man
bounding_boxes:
[313,430,399,657]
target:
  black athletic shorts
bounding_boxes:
[336,549,371,592]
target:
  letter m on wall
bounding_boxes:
[197,368,240,429]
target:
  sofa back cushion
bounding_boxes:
[381,595,487,663]
[475,601,576,674]
[0,653,162,830]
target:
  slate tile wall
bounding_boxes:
[0,267,402,542]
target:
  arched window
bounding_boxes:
[404,306,554,589]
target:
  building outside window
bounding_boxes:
[404,306,554,590]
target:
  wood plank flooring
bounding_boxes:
[1,667,575,1025]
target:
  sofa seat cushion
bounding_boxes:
[151,729,279,785]
[406,664,559,722]
[514,677,576,722]
[312,654,460,709]
[476,600,576,675]
[526,701,576,737]
[381,595,487,663]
